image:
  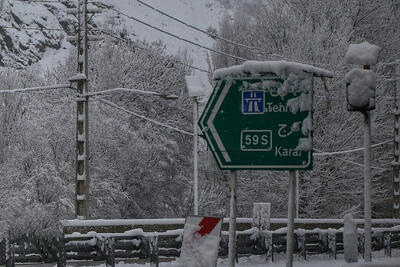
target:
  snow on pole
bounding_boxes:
[345,68,376,111]
[345,41,381,66]
[185,73,207,215]
[344,42,380,262]
[344,213,358,263]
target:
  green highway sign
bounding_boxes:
[199,74,313,170]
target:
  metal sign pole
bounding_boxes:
[193,97,199,215]
[363,64,372,262]
[286,170,296,267]
[228,170,237,267]
[364,110,372,261]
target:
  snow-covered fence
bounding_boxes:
[1,218,400,265]
[60,225,400,265]
[0,235,65,267]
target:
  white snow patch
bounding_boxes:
[301,115,312,136]
[345,68,376,109]
[213,60,333,80]
[185,72,211,97]
[296,138,312,151]
[345,41,381,66]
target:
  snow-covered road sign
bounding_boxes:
[179,216,222,267]
[199,74,313,170]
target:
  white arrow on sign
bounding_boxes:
[207,81,232,162]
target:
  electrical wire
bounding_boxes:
[99,3,247,62]
[0,25,65,31]
[100,30,211,74]
[313,140,391,156]
[314,148,391,171]
[99,99,193,136]
[0,83,72,94]
[134,0,283,58]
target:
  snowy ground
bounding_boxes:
[15,251,397,267]
[58,256,400,267]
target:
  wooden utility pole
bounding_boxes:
[394,60,400,219]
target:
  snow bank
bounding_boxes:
[213,60,333,80]
[345,68,375,109]
[345,41,381,66]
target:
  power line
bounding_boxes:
[99,99,193,136]
[134,0,282,58]
[99,3,247,62]
[313,140,391,156]
[79,87,178,99]
[0,83,71,94]
[0,25,65,31]
[100,30,211,74]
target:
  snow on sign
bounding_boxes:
[179,216,222,267]
[198,60,326,170]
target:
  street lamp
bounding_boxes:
[185,73,210,215]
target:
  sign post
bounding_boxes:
[199,75,313,170]
[287,170,296,267]
[228,171,237,267]
[199,61,332,266]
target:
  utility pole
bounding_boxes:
[363,64,372,262]
[193,96,199,215]
[393,59,400,219]
[68,0,101,219]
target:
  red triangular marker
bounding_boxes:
[195,217,221,236]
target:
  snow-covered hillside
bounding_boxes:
[0,0,228,77]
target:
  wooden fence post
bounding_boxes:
[5,235,14,267]
[149,236,159,267]
[105,237,115,267]
[56,236,66,267]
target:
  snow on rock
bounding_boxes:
[345,41,381,66]
[345,68,376,109]
[179,223,220,267]
[213,60,333,80]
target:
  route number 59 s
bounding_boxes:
[240,130,272,151]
